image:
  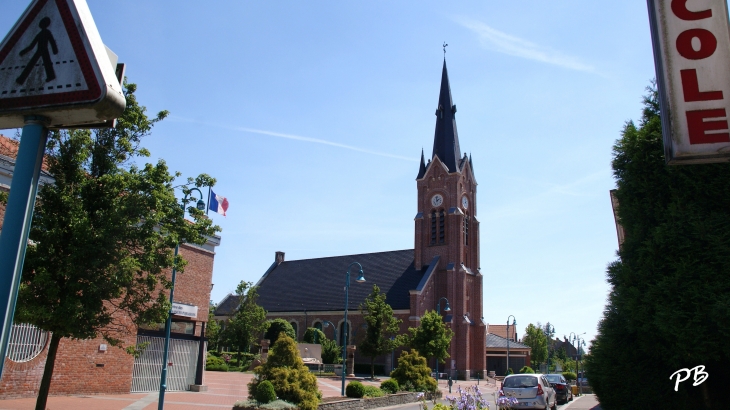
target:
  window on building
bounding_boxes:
[338,322,350,347]
[314,321,323,331]
[6,323,48,363]
[463,213,469,245]
[290,321,298,340]
[431,209,446,245]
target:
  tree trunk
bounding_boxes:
[35,333,62,410]
[370,357,375,379]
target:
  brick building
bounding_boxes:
[0,134,220,398]
[217,60,487,380]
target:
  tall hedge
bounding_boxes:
[585,86,730,409]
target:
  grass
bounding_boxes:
[233,399,298,409]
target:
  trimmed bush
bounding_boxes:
[206,363,229,372]
[562,371,577,381]
[346,381,365,398]
[248,335,321,410]
[519,366,535,374]
[362,385,384,397]
[380,379,399,394]
[256,380,277,404]
[506,368,514,375]
[389,349,437,392]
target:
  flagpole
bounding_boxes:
[206,186,211,216]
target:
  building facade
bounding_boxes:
[223,60,487,379]
[0,134,219,398]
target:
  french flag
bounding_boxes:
[209,190,229,216]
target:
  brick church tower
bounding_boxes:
[412,59,486,379]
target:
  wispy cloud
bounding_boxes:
[454,17,595,72]
[168,116,417,162]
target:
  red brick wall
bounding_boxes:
[0,240,216,398]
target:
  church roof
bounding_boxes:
[255,249,423,313]
[431,60,461,173]
[486,333,530,350]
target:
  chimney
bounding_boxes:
[275,251,285,265]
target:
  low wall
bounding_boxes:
[317,392,441,410]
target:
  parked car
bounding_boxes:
[500,373,557,410]
[545,373,573,404]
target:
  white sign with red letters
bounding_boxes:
[648,0,730,164]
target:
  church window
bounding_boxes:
[463,213,469,245]
[439,210,445,244]
[430,209,446,245]
[314,321,323,331]
[291,321,298,340]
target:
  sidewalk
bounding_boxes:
[561,394,601,410]
[0,372,504,410]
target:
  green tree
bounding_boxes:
[220,281,269,363]
[522,324,548,368]
[249,334,321,410]
[265,318,296,342]
[16,81,220,410]
[585,84,730,409]
[407,310,454,372]
[390,349,437,392]
[302,327,326,344]
[206,309,221,352]
[358,284,403,378]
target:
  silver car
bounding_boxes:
[500,373,557,410]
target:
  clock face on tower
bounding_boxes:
[431,194,444,207]
[462,196,469,209]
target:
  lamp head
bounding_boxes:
[444,301,451,312]
[356,270,365,283]
[512,318,517,326]
[196,199,206,211]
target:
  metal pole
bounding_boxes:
[341,270,350,396]
[0,116,49,378]
[158,242,179,409]
[436,302,440,383]
[506,315,515,376]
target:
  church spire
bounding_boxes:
[417,148,427,179]
[432,59,461,173]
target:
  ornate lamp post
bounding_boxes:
[506,315,516,376]
[341,262,365,396]
[158,188,206,409]
[569,331,586,395]
[435,297,451,383]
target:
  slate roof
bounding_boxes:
[255,249,423,313]
[431,60,461,173]
[487,333,530,350]
[213,293,241,316]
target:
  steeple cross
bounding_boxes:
[443,42,448,56]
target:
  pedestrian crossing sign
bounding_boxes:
[0,0,125,129]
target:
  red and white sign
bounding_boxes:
[648,0,730,164]
[0,0,125,129]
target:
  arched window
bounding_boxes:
[430,209,446,245]
[338,322,350,346]
[439,210,445,244]
[6,323,48,363]
[463,213,469,245]
[290,321,298,340]
[314,321,323,332]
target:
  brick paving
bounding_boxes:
[0,371,505,410]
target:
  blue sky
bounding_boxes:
[1,1,656,349]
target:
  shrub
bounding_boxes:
[264,319,296,342]
[380,379,399,394]
[346,381,365,398]
[562,372,576,381]
[248,335,321,410]
[506,368,514,375]
[519,366,535,374]
[206,363,229,372]
[390,349,437,392]
[256,380,277,404]
[363,385,384,397]
[233,399,297,410]
[207,354,225,367]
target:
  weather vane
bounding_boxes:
[443,42,448,56]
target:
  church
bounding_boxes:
[219,59,486,379]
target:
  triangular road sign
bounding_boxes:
[0,0,125,129]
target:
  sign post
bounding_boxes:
[647,0,730,164]
[0,0,125,378]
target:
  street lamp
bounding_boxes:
[543,324,554,373]
[158,188,206,410]
[341,262,365,396]
[322,320,337,344]
[506,315,516,376]
[435,297,451,384]
[569,332,586,396]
